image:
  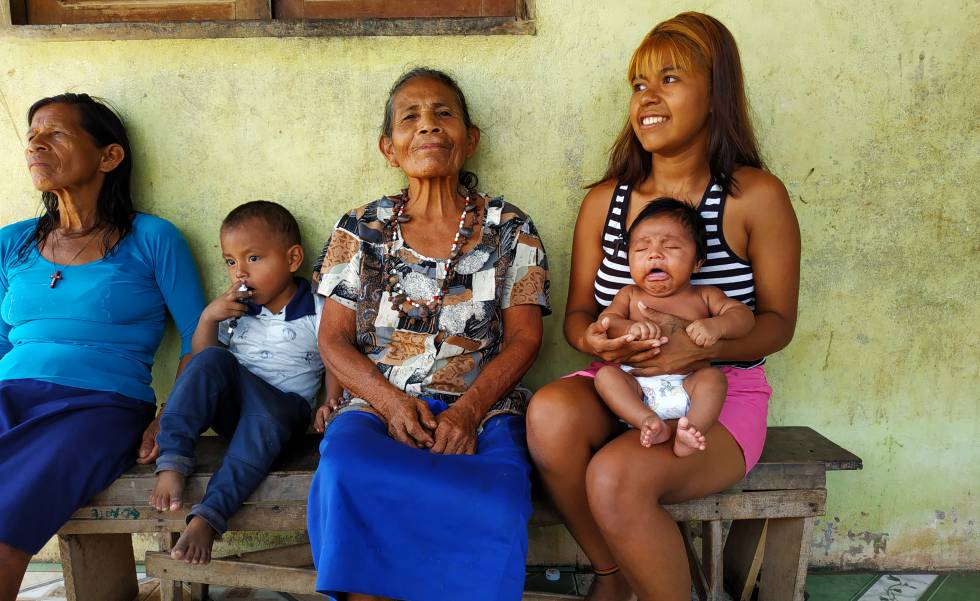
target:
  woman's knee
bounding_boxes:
[526,379,605,448]
[527,383,576,442]
[586,446,669,534]
[585,449,629,527]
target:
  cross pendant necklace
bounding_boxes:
[48,229,100,289]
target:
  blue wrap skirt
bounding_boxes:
[0,379,155,553]
[307,399,532,601]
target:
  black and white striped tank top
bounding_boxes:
[593,181,764,369]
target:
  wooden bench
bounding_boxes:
[57,425,860,601]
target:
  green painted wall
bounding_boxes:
[1,0,976,570]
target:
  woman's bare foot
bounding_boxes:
[150,470,185,512]
[171,516,217,564]
[639,414,670,447]
[673,416,706,457]
[584,569,637,601]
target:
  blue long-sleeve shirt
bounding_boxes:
[0,213,205,402]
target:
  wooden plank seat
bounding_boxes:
[57,426,860,601]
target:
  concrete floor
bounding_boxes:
[19,565,980,601]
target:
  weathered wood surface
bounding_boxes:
[76,426,859,511]
[275,0,518,20]
[724,518,768,601]
[58,533,139,601]
[61,425,857,601]
[672,489,825,521]
[680,522,710,601]
[65,489,823,537]
[62,503,307,534]
[759,517,816,601]
[87,471,313,506]
[0,15,535,40]
[146,552,320,594]
[221,541,313,567]
[755,426,862,471]
[157,532,181,601]
[62,426,843,534]
[702,520,725,601]
[26,0,270,25]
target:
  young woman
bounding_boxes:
[527,12,801,601]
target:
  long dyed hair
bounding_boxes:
[594,12,763,194]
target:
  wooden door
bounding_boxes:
[26,0,271,24]
[274,0,517,20]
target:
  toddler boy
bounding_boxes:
[150,200,336,563]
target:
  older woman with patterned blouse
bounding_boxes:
[306,68,550,601]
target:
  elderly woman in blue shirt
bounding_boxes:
[0,93,204,599]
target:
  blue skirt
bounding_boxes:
[0,379,155,553]
[307,400,532,601]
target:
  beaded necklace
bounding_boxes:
[382,191,481,328]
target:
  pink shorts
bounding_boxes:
[564,362,771,474]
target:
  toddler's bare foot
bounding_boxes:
[150,470,185,512]
[639,414,670,448]
[171,516,216,564]
[673,416,706,457]
[584,569,636,601]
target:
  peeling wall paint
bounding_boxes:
[1,0,977,569]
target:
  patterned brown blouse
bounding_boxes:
[315,195,551,420]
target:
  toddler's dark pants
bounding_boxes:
[156,347,311,534]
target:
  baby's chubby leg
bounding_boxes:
[594,366,670,448]
[676,367,727,457]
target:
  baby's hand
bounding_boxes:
[627,320,661,341]
[686,319,723,347]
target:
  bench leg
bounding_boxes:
[59,533,137,601]
[159,532,183,601]
[759,517,815,601]
[701,520,725,601]
[724,519,767,601]
[191,582,210,600]
[678,522,709,600]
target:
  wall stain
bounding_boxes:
[848,529,889,555]
[822,330,834,370]
[0,85,23,147]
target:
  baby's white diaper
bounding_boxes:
[621,367,690,420]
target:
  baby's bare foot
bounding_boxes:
[150,470,185,512]
[171,516,216,564]
[673,416,706,457]
[584,569,637,601]
[639,414,670,447]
